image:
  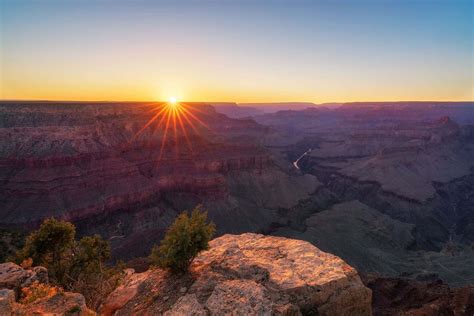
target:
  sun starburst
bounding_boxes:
[135,101,210,162]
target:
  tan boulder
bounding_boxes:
[0,263,49,298]
[21,292,95,316]
[0,262,95,315]
[100,269,145,316]
[205,279,273,315]
[0,263,28,292]
[164,294,208,316]
[103,233,372,315]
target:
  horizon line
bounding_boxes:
[1,99,473,105]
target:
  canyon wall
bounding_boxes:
[1,102,320,260]
[0,102,273,224]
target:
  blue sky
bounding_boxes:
[1,0,472,102]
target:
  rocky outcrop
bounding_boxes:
[0,263,48,297]
[0,263,95,315]
[102,233,372,315]
[15,291,95,316]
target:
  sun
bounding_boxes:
[168,96,178,104]
[135,100,210,161]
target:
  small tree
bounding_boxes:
[67,235,115,310]
[150,205,215,273]
[15,218,118,310]
[16,218,75,283]
[69,235,111,279]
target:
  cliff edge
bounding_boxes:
[102,233,372,315]
[0,262,94,315]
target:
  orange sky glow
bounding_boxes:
[1,1,472,103]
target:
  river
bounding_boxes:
[293,148,312,170]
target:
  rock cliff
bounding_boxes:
[0,262,94,315]
[255,104,474,285]
[0,102,325,261]
[102,233,372,315]
[0,102,272,225]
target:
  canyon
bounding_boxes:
[0,101,317,260]
[1,101,474,289]
[253,102,474,287]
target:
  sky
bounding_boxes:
[0,0,473,103]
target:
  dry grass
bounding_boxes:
[20,281,62,304]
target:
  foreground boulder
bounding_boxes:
[102,233,372,315]
[17,291,95,316]
[0,262,95,315]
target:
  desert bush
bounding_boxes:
[0,228,26,263]
[150,205,215,273]
[15,218,75,283]
[14,218,121,310]
[69,235,111,279]
[20,281,62,304]
[68,264,124,311]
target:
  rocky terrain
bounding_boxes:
[2,234,473,315]
[0,102,270,224]
[101,234,372,315]
[252,102,474,286]
[211,102,319,118]
[0,234,372,315]
[0,262,94,315]
[208,103,264,118]
[1,101,474,289]
[0,101,319,259]
[363,274,474,316]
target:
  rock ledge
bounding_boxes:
[103,233,372,315]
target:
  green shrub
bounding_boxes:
[69,234,111,278]
[14,218,118,310]
[15,218,75,283]
[150,205,215,273]
[0,228,27,262]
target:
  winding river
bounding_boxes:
[293,148,312,170]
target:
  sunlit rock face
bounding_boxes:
[101,233,372,316]
[0,102,273,225]
[0,102,272,225]
[0,262,94,315]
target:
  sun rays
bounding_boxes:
[134,101,210,162]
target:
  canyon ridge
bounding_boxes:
[1,101,474,288]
